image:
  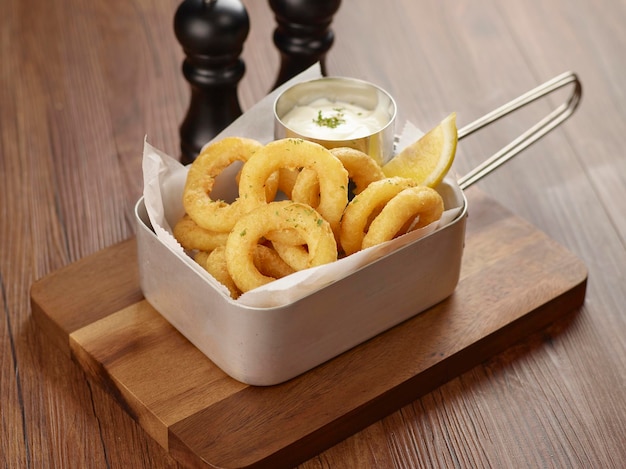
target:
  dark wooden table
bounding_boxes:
[3,0,626,467]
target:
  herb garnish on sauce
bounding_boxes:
[313,108,346,129]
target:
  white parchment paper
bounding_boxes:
[142,64,463,308]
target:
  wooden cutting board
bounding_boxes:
[31,189,587,469]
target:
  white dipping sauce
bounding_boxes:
[281,98,390,140]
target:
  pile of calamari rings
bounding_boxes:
[173,137,444,298]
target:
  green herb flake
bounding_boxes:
[313,108,346,129]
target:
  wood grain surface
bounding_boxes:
[3,0,626,468]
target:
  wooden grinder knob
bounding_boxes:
[269,0,342,89]
[174,0,250,164]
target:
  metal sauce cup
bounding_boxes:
[274,77,397,165]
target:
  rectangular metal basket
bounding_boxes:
[136,72,581,386]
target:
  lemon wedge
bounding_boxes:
[382,112,458,188]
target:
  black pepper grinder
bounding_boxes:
[174,0,250,164]
[269,0,342,89]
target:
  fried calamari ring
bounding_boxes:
[264,228,306,246]
[290,168,320,208]
[276,168,301,199]
[235,167,280,202]
[225,201,337,293]
[339,177,418,255]
[237,138,349,236]
[361,186,444,250]
[195,248,241,299]
[331,147,386,194]
[290,147,385,209]
[196,244,295,299]
[173,214,229,251]
[264,229,310,271]
[254,244,295,279]
[271,242,310,271]
[183,136,264,232]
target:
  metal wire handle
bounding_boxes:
[457,71,582,190]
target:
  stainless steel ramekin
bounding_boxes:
[274,77,397,165]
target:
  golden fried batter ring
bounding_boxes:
[195,248,241,299]
[195,244,295,299]
[264,228,306,246]
[264,228,310,271]
[235,168,280,202]
[271,242,310,271]
[339,177,418,255]
[237,138,349,236]
[225,201,337,293]
[254,244,296,279]
[290,147,385,211]
[173,214,229,251]
[361,186,444,250]
[290,168,320,208]
[183,136,264,232]
[276,168,301,199]
[330,147,386,194]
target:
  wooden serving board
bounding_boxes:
[31,189,587,469]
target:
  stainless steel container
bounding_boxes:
[135,180,466,386]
